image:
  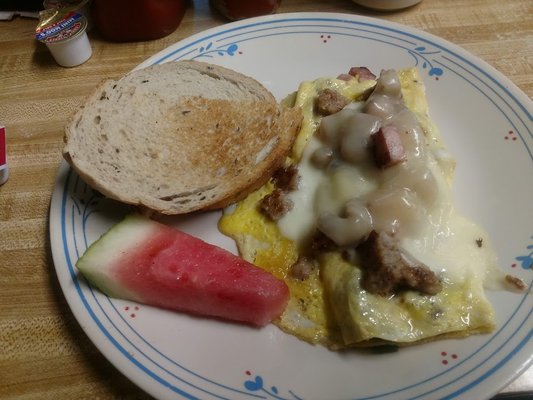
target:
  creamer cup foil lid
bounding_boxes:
[43,0,93,30]
[35,7,92,67]
[36,9,87,43]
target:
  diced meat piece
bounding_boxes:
[272,164,300,191]
[372,125,406,168]
[290,256,318,280]
[356,231,442,296]
[316,89,349,116]
[505,274,526,291]
[348,67,377,81]
[310,230,338,254]
[260,188,293,220]
[337,73,353,81]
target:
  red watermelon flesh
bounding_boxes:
[76,214,289,326]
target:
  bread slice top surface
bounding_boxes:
[63,61,302,214]
[127,60,276,102]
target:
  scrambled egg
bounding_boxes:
[219,68,497,348]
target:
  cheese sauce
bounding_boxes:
[278,69,500,286]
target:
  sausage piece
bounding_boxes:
[316,89,349,116]
[260,188,293,220]
[290,256,318,280]
[272,164,300,191]
[357,230,442,296]
[505,274,526,292]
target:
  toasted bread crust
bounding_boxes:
[63,61,302,214]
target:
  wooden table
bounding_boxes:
[0,0,531,398]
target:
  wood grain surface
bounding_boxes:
[0,0,531,398]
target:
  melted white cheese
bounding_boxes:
[277,136,326,244]
[277,70,501,286]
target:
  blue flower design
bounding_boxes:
[515,237,533,270]
[409,46,444,78]
[192,42,239,59]
[70,179,105,255]
[71,179,102,224]
[244,374,303,400]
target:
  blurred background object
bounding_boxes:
[210,0,281,20]
[91,0,187,41]
[0,0,43,19]
[0,0,43,11]
[43,0,93,29]
[352,0,422,11]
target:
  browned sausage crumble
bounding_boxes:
[316,89,349,116]
[290,256,319,281]
[505,274,526,291]
[357,230,442,296]
[260,164,301,220]
[259,188,293,220]
[272,164,300,191]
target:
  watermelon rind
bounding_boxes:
[76,214,149,301]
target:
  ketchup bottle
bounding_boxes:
[92,0,187,42]
[211,0,281,20]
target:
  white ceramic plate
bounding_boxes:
[49,12,533,400]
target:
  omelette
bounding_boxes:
[219,67,500,349]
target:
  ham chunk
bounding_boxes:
[372,124,406,168]
[348,66,377,81]
[336,73,353,81]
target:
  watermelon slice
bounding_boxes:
[76,214,289,326]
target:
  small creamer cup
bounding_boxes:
[36,11,92,67]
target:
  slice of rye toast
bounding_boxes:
[63,60,302,215]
